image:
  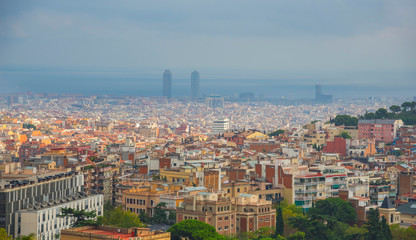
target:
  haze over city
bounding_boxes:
[1,0,416,97]
[2,1,416,240]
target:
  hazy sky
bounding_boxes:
[0,0,416,92]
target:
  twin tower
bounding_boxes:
[163,70,200,99]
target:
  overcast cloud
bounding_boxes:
[0,0,415,87]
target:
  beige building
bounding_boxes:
[397,202,416,226]
[177,192,237,236]
[378,197,401,225]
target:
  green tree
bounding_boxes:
[389,105,401,114]
[269,129,285,137]
[105,206,145,228]
[168,219,224,240]
[255,226,274,238]
[337,131,352,139]
[390,224,416,240]
[139,211,151,224]
[288,215,329,240]
[0,228,13,240]
[344,224,368,240]
[401,102,412,111]
[410,101,416,111]
[287,231,306,240]
[364,208,392,240]
[375,108,388,119]
[22,123,36,130]
[381,216,392,240]
[274,200,303,237]
[332,115,358,127]
[152,202,169,224]
[58,208,98,227]
[307,198,356,225]
[168,211,177,224]
[275,207,284,237]
[16,233,37,240]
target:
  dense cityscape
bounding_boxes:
[1,82,416,240]
[1,1,416,240]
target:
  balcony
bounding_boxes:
[295,196,313,201]
[295,189,318,194]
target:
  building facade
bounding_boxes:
[0,172,84,237]
[358,119,403,142]
[176,192,275,236]
[212,119,230,134]
[15,194,103,240]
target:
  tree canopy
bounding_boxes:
[103,206,145,228]
[168,219,227,240]
[336,131,352,139]
[390,224,416,240]
[307,198,356,225]
[58,208,98,227]
[22,123,36,130]
[275,206,284,237]
[0,228,13,240]
[363,208,392,240]
[269,129,285,137]
[330,115,358,127]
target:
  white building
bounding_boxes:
[15,194,103,240]
[212,118,230,134]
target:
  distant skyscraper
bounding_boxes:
[191,71,200,99]
[315,84,323,99]
[163,70,172,99]
[206,96,224,108]
[315,84,333,103]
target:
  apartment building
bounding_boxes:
[15,194,103,240]
[0,171,84,237]
[235,194,276,233]
[347,175,370,198]
[358,119,403,142]
[177,192,237,236]
[176,192,275,235]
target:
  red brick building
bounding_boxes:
[323,136,347,156]
[358,119,403,142]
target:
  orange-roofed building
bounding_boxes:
[61,226,170,240]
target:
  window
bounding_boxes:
[265,217,270,222]
[237,188,240,193]
[225,216,229,220]
[225,226,229,230]
[218,227,222,231]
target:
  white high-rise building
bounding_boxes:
[212,118,230,134]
